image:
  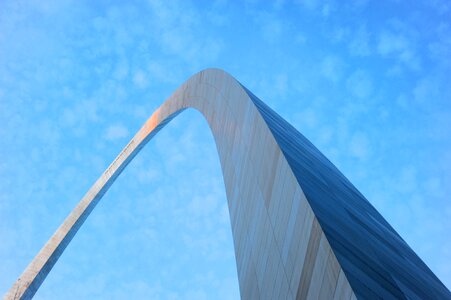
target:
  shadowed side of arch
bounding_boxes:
[5,69,353,299]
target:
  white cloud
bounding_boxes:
[104,123,129,141]
[147,0,223,64]
[320,55,345,83]
[317,126,333,146]
[294,0,334,17]
[113,59,129,81]
[396,94,408,109]
[295,108,318,128]
[428,35,451,67]
[136,167,159,184]
[424,177,443,197]
[60,100,101,136]
[273,0,286,10]
[377,27,420,70]
[429,0,451,15]
[148,61,180,84]
[251,12,286,43]
[188,194,219,217]
[261,17,284,42]
[295,33,307,44]
[295,0,320,10]
[321,3,332,17]
[133,70,149,89]
[349,132,370,160]
[413,77,440,106]
[350,0,369,9]
[274,73,288,95]
[396,166,418,194]
[378,31,407,55]
[331,27,351,44]
[346,69,373,98]
[349,25,371,56]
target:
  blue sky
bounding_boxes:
[1,0,450,298]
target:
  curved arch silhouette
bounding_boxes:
[5,69,450,299]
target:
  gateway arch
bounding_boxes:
[4,69,450,299]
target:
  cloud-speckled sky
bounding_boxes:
[1,0,450,298]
